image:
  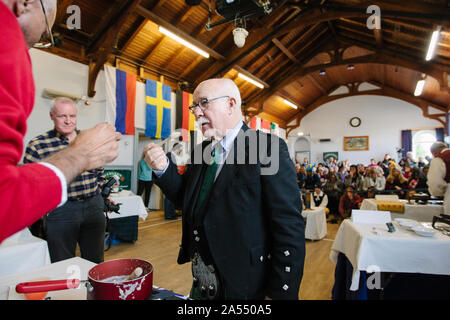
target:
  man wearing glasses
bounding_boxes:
[145,78,305,300]
[0,0,121,242]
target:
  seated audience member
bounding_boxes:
[357,164,366,177]
[403,163,412,179]
[422,165,430,177]
[297,165,306,189]
[337,165,348,184]
[385,166,409,197]
[323,172,343,221]
[344,165,364,191]
[338,186,362,219]
[319,166,329,186]
[417,156,426,168]
[408,167,428,190]
[311,187,329,215]
[363,167,385,191]
[368,159,377,167]
[406,151,417,167]
[304,166,322,190]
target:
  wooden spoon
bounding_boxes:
[126,267,143,281]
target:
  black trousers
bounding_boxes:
[137,180,153,207]
[45,194,105,264]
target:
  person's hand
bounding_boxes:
[395,186,402,190]
[71,123,122,171]
[144,143,168,171]
[45,123,121,184]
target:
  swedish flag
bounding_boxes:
[145,79,172,139]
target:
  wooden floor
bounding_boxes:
[104,210,341,300]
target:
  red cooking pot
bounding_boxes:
[16,258,154,300]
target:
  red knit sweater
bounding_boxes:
[0,2,62,242]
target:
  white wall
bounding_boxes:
[287,95,442,165]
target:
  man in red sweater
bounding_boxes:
[0,0,122,242]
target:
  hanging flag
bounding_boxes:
[261,118,271,133]
[271,122,280,136]
[176,90,195,141]
[145,79,172,139]
[249,116,261,130]
[104,65,136,135]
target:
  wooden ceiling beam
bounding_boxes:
[135,5,225,60]
[87,0,142,97]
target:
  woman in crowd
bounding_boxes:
[338,185,362,219]
[344,165,364,191]
[408,167,428,190]
[323,172,343,220]
[363,167,385,191]
[385,166,409,197]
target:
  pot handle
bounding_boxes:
[16,279,81,293]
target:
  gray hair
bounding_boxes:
[50,97,77,114]
[430,141,447,154]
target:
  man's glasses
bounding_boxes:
[188,96,230,113]
[33,0,55,48]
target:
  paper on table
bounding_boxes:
[351,209,391,224]
[375,194,399,201]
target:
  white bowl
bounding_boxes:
[396,219,420,230]
[411,226,437,237]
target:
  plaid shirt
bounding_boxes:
[24,129,105,200]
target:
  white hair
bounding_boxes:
[50,97,77,114]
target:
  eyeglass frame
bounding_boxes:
[38,0,55,47]
[188,96,230,113]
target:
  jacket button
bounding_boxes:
[284,250,290,257]
[193,230,198,235]
[285,266,291,272]
[283,284,289,291]
[195,236,200,242]
[260,256,264,262]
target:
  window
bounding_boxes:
[412,130,436,160]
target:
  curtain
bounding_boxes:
[401,130,412,158]
[436,127,445,143]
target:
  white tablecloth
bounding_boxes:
[360,198,443,222]
[302,208,327,240]
[0,228,50,277]
[330,219,450,291]
[109,190,148,220]
[0,257,96,300]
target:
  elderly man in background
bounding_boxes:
[145,78,305,300]
[24,98,109,263]
[427,142,450,214]
[0,0,121,242]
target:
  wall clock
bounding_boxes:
[349,117,361,127]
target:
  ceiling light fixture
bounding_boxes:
[237,72,264,89]
[283,99,298,110]
[319,69,326,76]
[158,26,209,58]
[414,78,426,96]
[426,26,441,61]
[347,64,355,70]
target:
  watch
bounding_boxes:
[350,117,361,127]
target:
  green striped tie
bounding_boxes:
[194,144,221,213]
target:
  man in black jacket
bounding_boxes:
[144,78,305,300]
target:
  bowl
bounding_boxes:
[411,226,437,237]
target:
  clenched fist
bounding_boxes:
[144,143,168,171]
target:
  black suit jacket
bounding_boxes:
[154,123,305,299]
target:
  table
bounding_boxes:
[360,198,443,222]
[0,257,188,300]
[0,228,50,277]
[108,191,148,242]
[302,208,327,240]
[109,190,148,220]
[330,219,450,299]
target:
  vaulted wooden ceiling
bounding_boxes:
[47,0,450,133]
